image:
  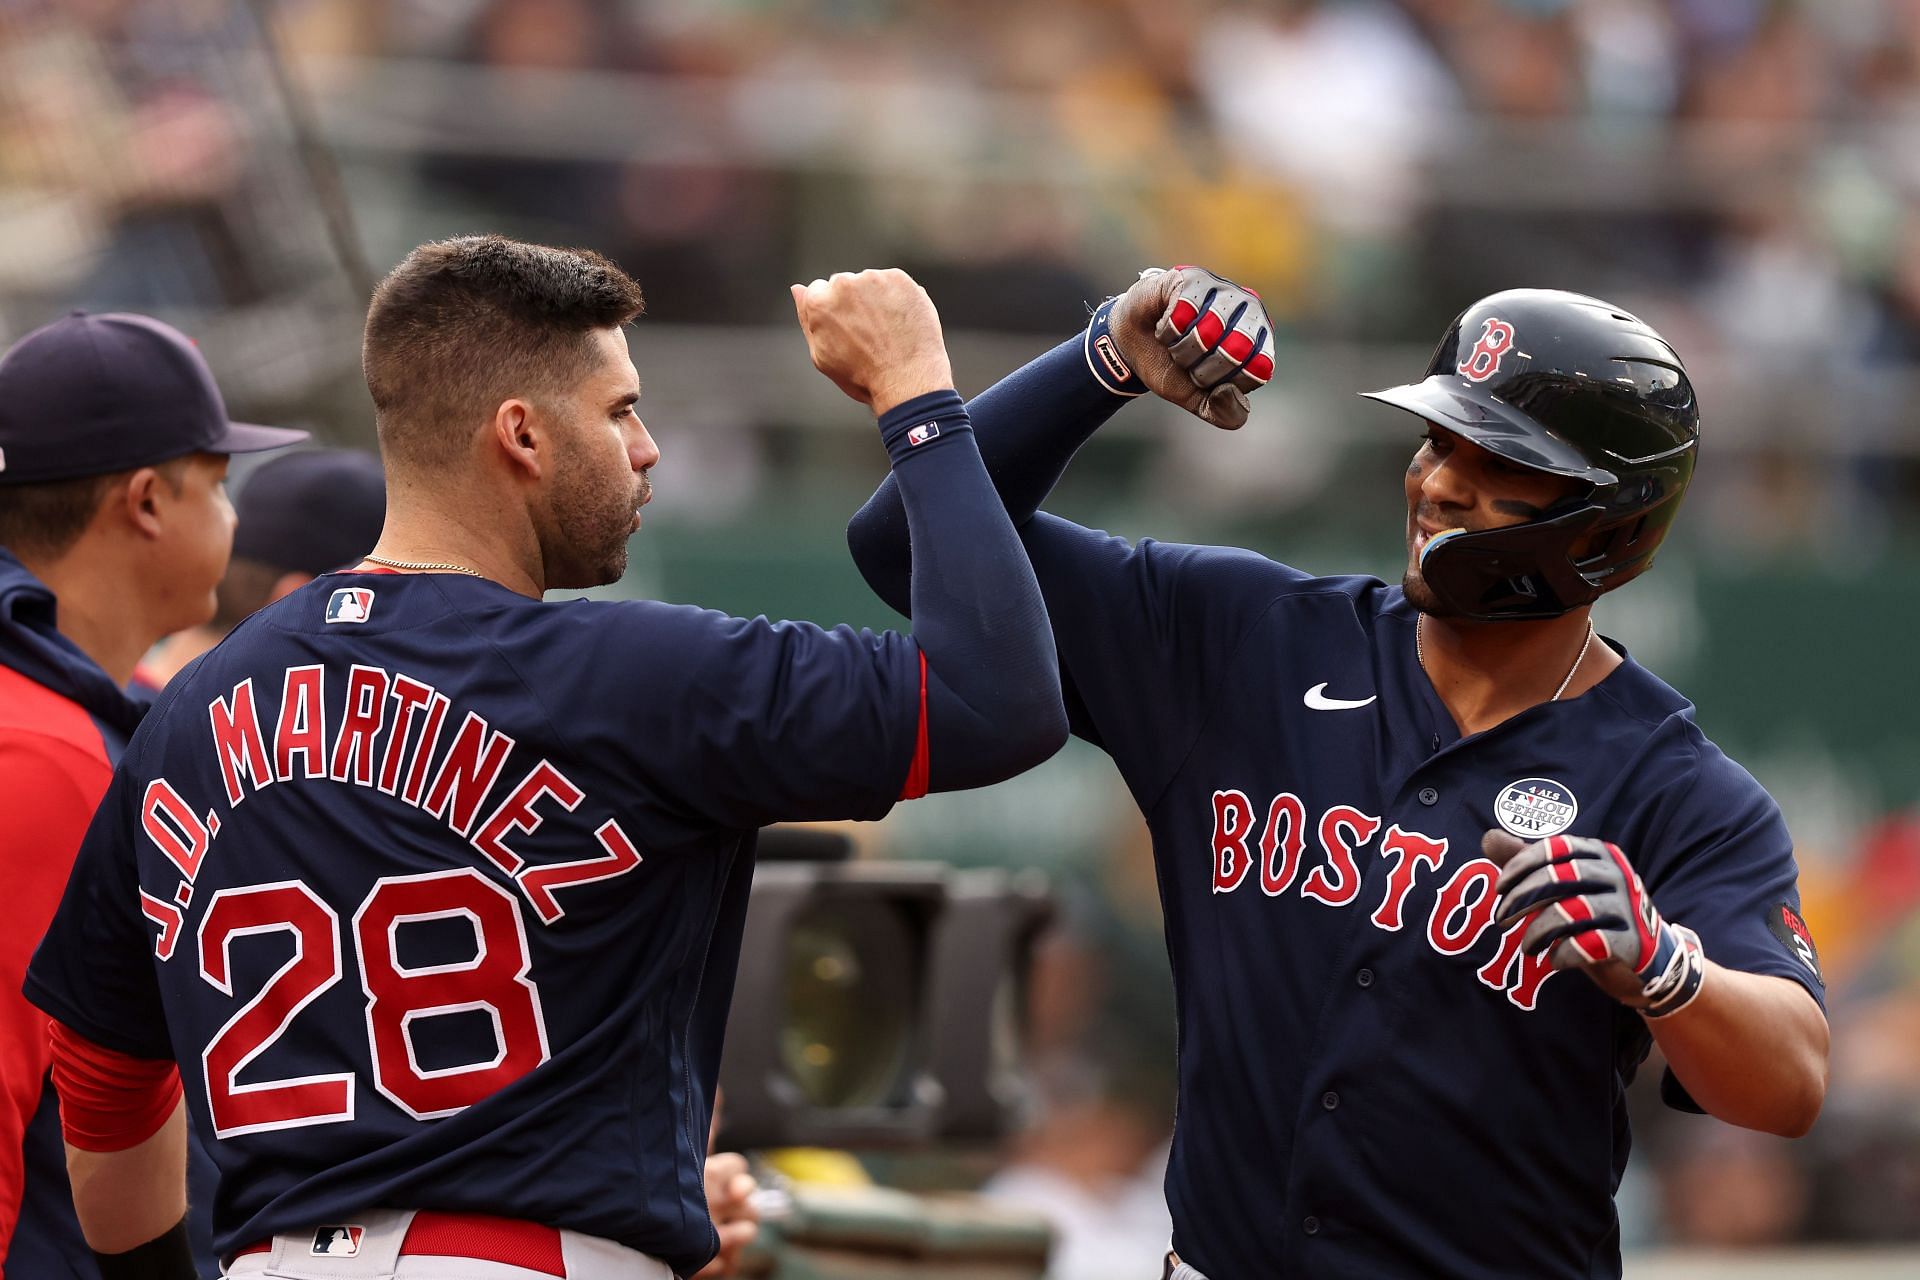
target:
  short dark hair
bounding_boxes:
[0,458,187,560]
[362,236,645,467]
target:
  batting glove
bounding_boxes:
[1087,266,1275,429]
[1487,832,1707,1018]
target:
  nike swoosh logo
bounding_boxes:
[1304,683,1377,711]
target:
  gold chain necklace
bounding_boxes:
[1416,614,1594,704]
[362,554,486,579]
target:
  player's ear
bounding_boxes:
[119,468,167,540]
[489,398,544,481]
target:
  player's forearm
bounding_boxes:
[1649,963,1828,1137]
[848,337,1125,617]
[65,1100,188,1253]
[883,390,1068,786]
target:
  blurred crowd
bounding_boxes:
[9,0,1920,529]
[4,0,1920,1271]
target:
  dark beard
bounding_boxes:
[1401,566,1455,618]
[548,461,636,588]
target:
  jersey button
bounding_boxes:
[1303,1216,1321,1236]
[1356,968,1374,988]
[1418,786,1439,806]
[1322,1090,1339,1111]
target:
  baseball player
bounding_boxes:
[22,238,1067,1280]
[135,448,389,693]
[0,312,308,1279]
[846,269,1830,1279]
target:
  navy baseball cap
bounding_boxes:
[232,449,387,576]
[0,311,308,486]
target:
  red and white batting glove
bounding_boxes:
[1486,831,1706,1018]
[1087,266,1275,429]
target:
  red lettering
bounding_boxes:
[1211,790,1256,894]
[422,712,515,836]
[1427,859,1500,956]
[208,679,272,806]
[1371,826,1448,931]
[1301,805,1381,908]
[142,779,209,880]
[138,890,184,960]
[1258,793,1307,897]
[1476,919,1558,1011]
[518,819,645,925]
[378,676,437,796]
[274,666,327,781]
[329,666,390,787]
[400,693,450,808]
[472,761,585,876]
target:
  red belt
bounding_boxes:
[234,1211,567,1277]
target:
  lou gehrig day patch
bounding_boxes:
[1493,777,1579,839]
[1766,903,1823,985]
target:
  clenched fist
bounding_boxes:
[1484,830,1707,1018]
[791,269,954,417]
[1101,266,1276,430]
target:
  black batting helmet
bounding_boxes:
[1361,288,1699,622]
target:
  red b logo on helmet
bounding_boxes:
[1460,317,1515,383]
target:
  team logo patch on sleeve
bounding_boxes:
[906,421,941,446]
[311,1225,365,1256]
[1493,777,1578,839]
[1766,903,1823,985]
[326,587,374,624]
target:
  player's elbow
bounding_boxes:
[846,507,913,618]
[1006,693,1070,775]
[1733,1017,1828,1138]
[1766,1024,1829,1139]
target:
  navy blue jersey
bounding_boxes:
[24,571,923,1275]
[1017,514,1823,1280]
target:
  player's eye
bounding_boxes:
[1420,429,1451,454]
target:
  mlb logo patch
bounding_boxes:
[906,421,940,446]
[311,1225,365,1256]
[326,587,374,624]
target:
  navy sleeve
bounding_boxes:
[24,763,174,1060]
[1019,514,1307,809]
[848,337,1129,618]
[883,391,1067,792]
[578,604,926,841]
[577,390,1067,832]
[1635,733,1825,1007]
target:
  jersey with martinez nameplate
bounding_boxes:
[24,572,922,1275]
[1018,513,1825,1280]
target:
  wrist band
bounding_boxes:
[1642,925,1706,1018]
[877,389,972,467]
[1084,296,1148,398]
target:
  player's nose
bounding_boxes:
[1418,445,1474,511]
[628,418,660,473]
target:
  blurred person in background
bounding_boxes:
[135,447,387,693]
[0,311,304,1278]
[0,0,265,309]
[979,839,1179,1280]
